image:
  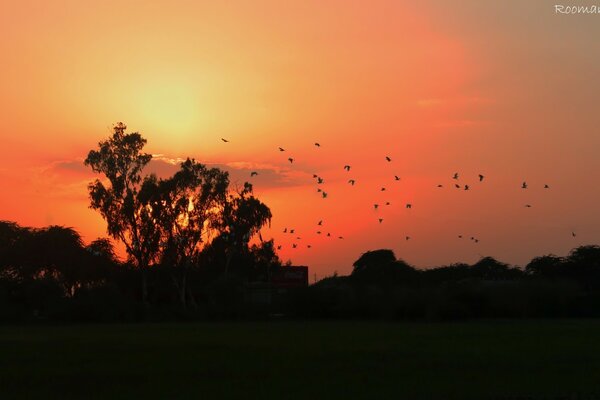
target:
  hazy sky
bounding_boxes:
[1,0,599,276]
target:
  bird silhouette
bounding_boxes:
[327,233,331,237]
[381,187,386,191]
[525,204,532,208]
[394,175,400,181]
[317,188,322,193]
[250,171,258,177]
[406,203,412,209]
[279,147,285,152]
[348,179,356,185]
[221,138,229,143]
[317,177,324,184]
[322,192,328,198]
[454,184,460,189]
[277,245,282,250]
[283,228,287,233]
[290,229,295,234]
[522,181,528,189]
[478,174,484,182]
[385,202,391,206]
[292,244,297,249]
[405,236,410,241]
[437,184,443,188]
[317,220,323,225]
[378,218,383,223]
[288,157,294,163]
[544,184,550,189]
[313,174,318,178]
[453,173,459,180]
[572,231,577,237]
[338,236,344,239]
[464,185,470,190]
[474,239,479,243]
[374,204,379,210]
[344,165,351,171]
[458,235,463,238]
[307,245,312,248]
[385,156,392,162]
[314,143,320,147]
[317,231,322,234]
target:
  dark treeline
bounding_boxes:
[0,221,283,322]
[298,247,600,320]
[1,222,600,322]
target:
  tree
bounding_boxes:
[84,122,159,303]
[151,158,230,308]
[219,182,272,277]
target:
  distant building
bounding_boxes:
[245,266,308,309]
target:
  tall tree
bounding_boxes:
[152,158,230,307]
[84,122,159,303]
[220,182,272,277]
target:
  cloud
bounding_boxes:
[39,155,309,200]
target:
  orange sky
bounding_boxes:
[1,0,600,277]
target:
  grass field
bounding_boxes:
[1,320,600,399]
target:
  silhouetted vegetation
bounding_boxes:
[2,123,600,322]
[2,217,600,322]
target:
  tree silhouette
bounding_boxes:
[84,122,159,303]
[150,158,230,307]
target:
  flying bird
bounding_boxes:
[474,239,479,243]
[458,235,463,239]
[288,157,294,163]
[292,244,297,249]
[464,185,470,190]
[381,187,386,191]
[572,231,576,237]
[317,188,322,193]
[406,203,412,209]
[478,174,484,182]
[378,218,383,224]
[317,231,322,235]
[313,174,318,178]
[327,233,331,237]
[405,236,410,241]
[307,245,312,248]
[279,147,285,152]
[318,220,323,226]
[385,156,392,162]
[338,236,344,239]
[277,245,282,250]
[290,229,295,234]
[314,143,320,147]
[385,202,391,206]
[437,184,443,188]
[453,173,459,180]
[283,228,287,233]
[348,179,356,185]
[250,171,258,177]
[525,204,532,208]
[454,184,461,189]
[322,192,328,198]
[522,181,528,189]
[344,165,351,171]
[544,184,550,189]
[221,138,229,143]
[374,204,379,210]
[394,175,400,181]
[317,177,324,184]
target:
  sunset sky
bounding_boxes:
[1,0,599,277]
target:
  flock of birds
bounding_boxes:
[220,137,576,253]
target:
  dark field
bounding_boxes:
[2,320,600,399]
